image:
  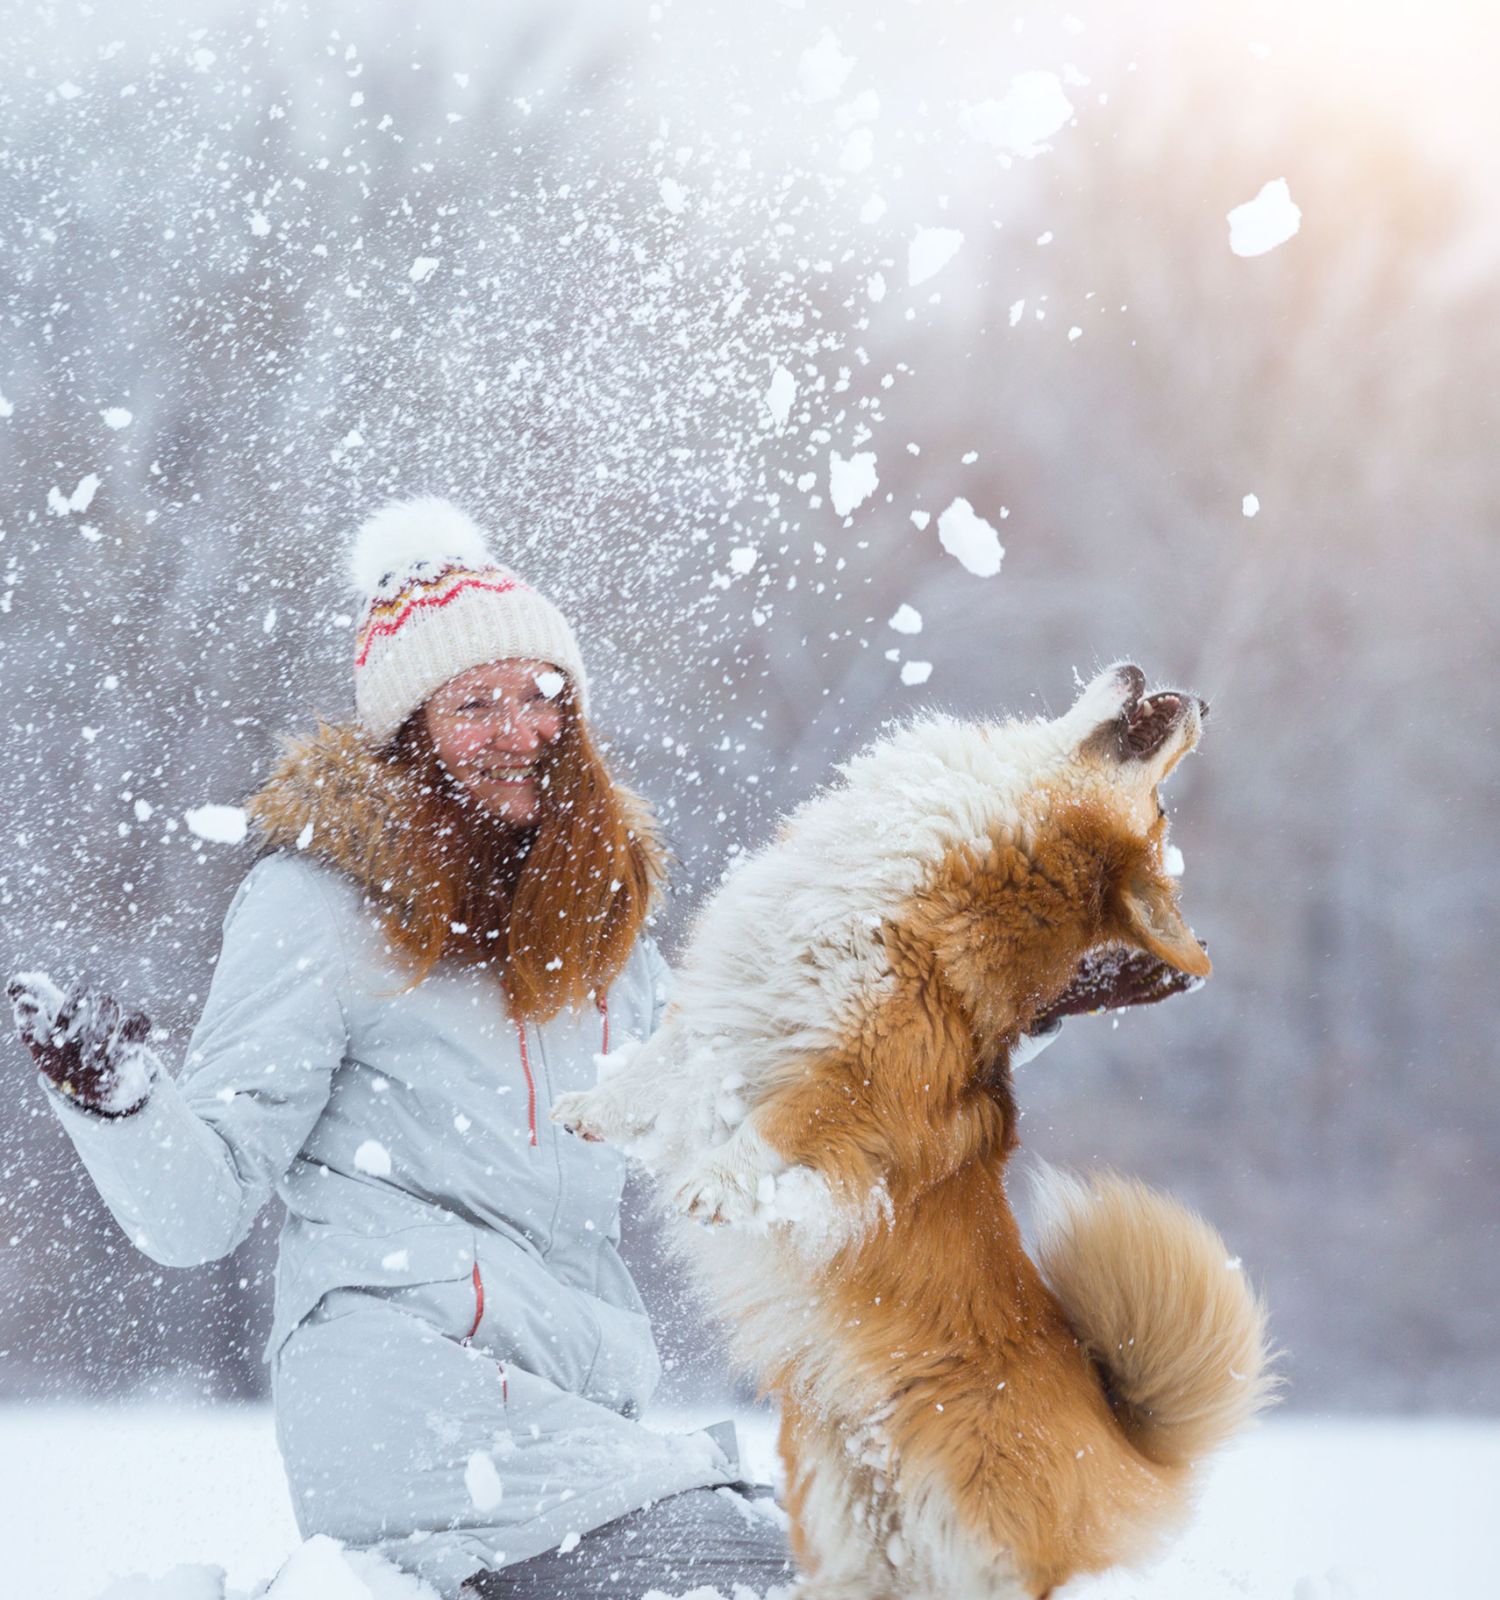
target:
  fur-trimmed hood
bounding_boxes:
[243,719,667,944]
[244,720,428,920]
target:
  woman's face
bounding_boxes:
[421,659,567,825]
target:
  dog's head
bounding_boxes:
[1040,661,1211,982]
[911,663,1211,1055]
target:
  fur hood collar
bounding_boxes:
[244,720,431,918]
[244,720,666,935]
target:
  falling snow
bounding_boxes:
[936,496,1004,577]
[828,449,878,516]
[907,226,964,286]
[1227,178,1302,257]
[183,805,249,846]
[353,1139,392,1177]
[961,71,1075,158]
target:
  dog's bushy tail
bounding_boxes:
[1030,1164,1279,1469]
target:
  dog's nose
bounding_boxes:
[1114,664,1146,703]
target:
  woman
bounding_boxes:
[8,498,793,1598]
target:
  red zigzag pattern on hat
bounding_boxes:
[354,569,528,667]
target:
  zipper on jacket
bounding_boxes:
[514,998,610,1149]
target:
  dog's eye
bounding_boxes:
[1156,798,1167,821]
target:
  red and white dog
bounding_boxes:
[554,665,1274,1599]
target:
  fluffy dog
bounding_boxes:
[554,664,1275,1598]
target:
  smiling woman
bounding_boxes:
[423,659,566,826]
[7,497,795,1599]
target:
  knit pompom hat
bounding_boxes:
[349,497,588,747]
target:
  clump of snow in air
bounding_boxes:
[728,546,758,576]
[658,176,687,214]
[248,211,270,237]
[465,1450,505,1513]
[533,669,566,698]
[380,1248,410,1271]
[184,805,247,845]
[798,29,854,102]
[1163,843,1186,877]
[961,71,1075,158]
[101,407,133,429]
[829,449,879,516]
[1243,493,1261,517]
[1227,178,1301,257]
[408,256,441,284]
[354,1139,392,1177]
[0,391,12,417]
[556,1530,582,1555]
[47,472,100,516]
[900,660,933,686]
[937,497,1005,577]
[888,604,922,634]
[764,364,796,429]
[908,227,964,286]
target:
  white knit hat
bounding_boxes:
[349,497,588,746]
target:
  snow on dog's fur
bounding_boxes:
[553,664,1276,1599]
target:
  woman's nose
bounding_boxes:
[484,711,540,752]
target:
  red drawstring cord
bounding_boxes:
[514,1018,539,1146]
[514,995,610,1149]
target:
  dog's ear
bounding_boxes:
[1116,868,1212,978]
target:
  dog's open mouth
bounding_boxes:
[1123,692,1185,758]
[1114,671,1206,761]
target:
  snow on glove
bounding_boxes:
[7,971,160,1117]
[1032,943,1207,1033]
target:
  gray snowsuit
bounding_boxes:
[42,724,791,1597]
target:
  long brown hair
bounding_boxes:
[379,691,666,1022]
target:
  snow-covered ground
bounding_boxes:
[7,1404,1496,1598]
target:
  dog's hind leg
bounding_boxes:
[780,1402,901,1600]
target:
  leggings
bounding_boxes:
[464,1483,795,1598]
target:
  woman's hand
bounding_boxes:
[1033,944,1207,1032]
[8,972,159,1117]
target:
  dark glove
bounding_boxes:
[8,971,159,1117]
[1033,944,1207,1033]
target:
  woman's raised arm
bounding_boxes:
[9,851,351,1267]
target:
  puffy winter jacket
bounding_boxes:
[43,723,738,1577]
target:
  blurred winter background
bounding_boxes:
[2,0,1497,1594]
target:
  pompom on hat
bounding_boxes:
[349,497,588,746]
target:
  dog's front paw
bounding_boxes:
[674,1159,763,1227]
[672,1128,788,1227]
[550,1089,610,1144]
[550,1083,663,1147]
